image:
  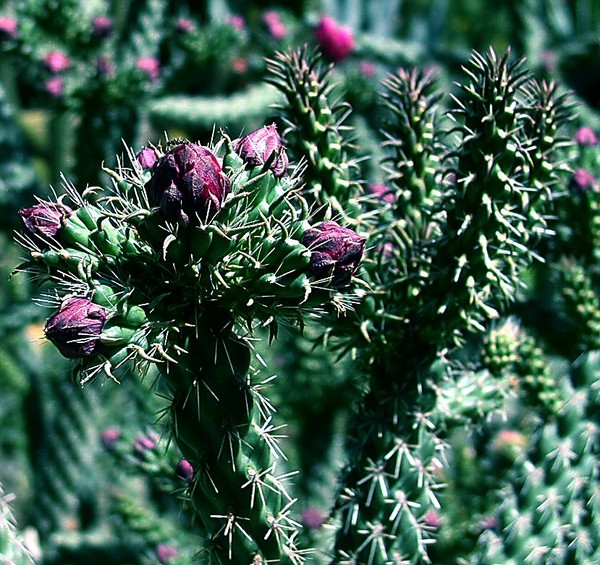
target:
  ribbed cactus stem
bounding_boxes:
[161,314,302,564]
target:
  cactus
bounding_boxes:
[0,483,34,565]
[15,123,365,563]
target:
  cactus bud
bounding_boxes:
[45,77,64,98]
[43,50,70,73]
[91,15,113,38]
[44,297,107,358]
[262,10,287,40]
[100,427,121,448]
[314,16,355,63]
[0,17,18,41]
[571,168,596,193]
[575,125,597,147]
[302,221,366,287]
[233,124,288,178]
[136,57,160,80]
[155,544,178,564]
[176,458,194,481]
[145,142,231,225]
[301,507,326,529]
[175,17,195,34]
[19,201,73,238]
[136,146,158,170]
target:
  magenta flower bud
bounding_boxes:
[575,126,598,147]
[136,57,160,80]
[301,507,325,529]
[155,544,178,564]
[571,167,596,193]
[19,201,73,238]
[136,146,158,170]
[0,17,18,41]
[44,297,107,359]
[92,15,113,38]
[233,124,288,178]
[176,458,194,481]
[146,142,231,225]
[44,50,70,73]
[314,16,355,62]
[262,10,287,40]
[302,221,366,287]
[100,427,121,448]
[44,77,64,98]
[175,17,195,34]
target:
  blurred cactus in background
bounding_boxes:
[5,1,600,564]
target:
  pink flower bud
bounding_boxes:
[314,16,355,62]
[368,183,395,204]
[44,77,64,98]
[136,146,158,170]
[0,17,18,41]
[45,297,107,359]
[155,544,178,564]
[572,168,596,193]
[92,15,113,38]
[359,60,377,78]
[134,435,156,453]
[262,10,287,40]
[302,221,366,287]
[146,142,231,225]
[19,201,73,237]
[44,50,70,73]
[575,126,598,147]
[301,507,325,529]
[136,57,160,80]
[233,124,288,178]
[100,427,121,448]
[176,458,194,481]
[175,18,195,34]
[226,14,245,32]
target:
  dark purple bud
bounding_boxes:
[100,427,121,448]
[314,16,355,62]
[44,50,70,73]
[575,126,598,147]
[92,15,113,38]
[155,544,178,564]
[176,458,194,481]
[233,124,288,178]
[301,507,325,529]
[19,201,73,238]
[136,146,158,170]
[145,142,231,225]
[0,17,18,41]
[302,221,366,287]
[44,297,107,359]
[571,168,596,193]
[45,77,64,98]
[136,57,160,80]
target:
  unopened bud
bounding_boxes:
[44,50,70,73]
[302,221,366,287]
[575,126,597,147]
[314,16,355,62]
[19,201,73,238]
[45,297,107,358]
[155,544,178,564]
[233,124,288,178]
[92,15,113,38]
[176,458,194,481]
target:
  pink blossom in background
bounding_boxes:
[226,14,246,32]
[92,15,113,38]
[262,10,287,40]
[232,57,248,74]
[176,17,195,34]
[44,50,70,73]
[155,544,178,564]
[575,126,598,147]
[359,60,377,77]
[368,183,395,204]
[314,15,355,62]
[572,168,596,192]
[96,56,115,76]
[45,76,64,97]
[137,57,160,80]
[301,507,326,529]
[0,16,18,40]
[100,427,121,448]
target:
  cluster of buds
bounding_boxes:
[16,123,365,562]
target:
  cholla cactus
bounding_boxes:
[15,125,365,563]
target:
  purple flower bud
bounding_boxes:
[100,427,121,448]
[262,10,287,40]
[44,50,70,73]
[0,17,18,41]
[134,435,156,453]
[136,146,158,170]
[233,124,288,178]
[136,57,160,80]
[571,167,596,193]
[302,221,366,287]
[92,15,113,38]
[145,142,231,225]
[176,458,194,481]
[95,56,115,76]
[314,16,355,62]
[175,17,195,34]
[19,201,73,238]
[301,507,325,529]
[155,544,178,564]
[45,297,107,359]
[45,76,64,98]
[575,126,598,147]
